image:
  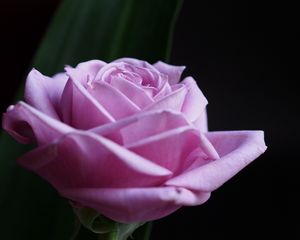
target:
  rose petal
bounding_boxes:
[18,131,172,189]
[109,77,154,108]
[144,84,187,113]
[153,78,172,99]
[165,131,267,192]
[65,60,106,87]
[193,109,208,132]
[76,59,106,74]
[51,73,69,115]
[114,58,158,72]
[60,187,210,223]
[127,126,219,173]
[60,78,114,129]
[24,69,68,119]
[181,77,208,122]
[87,81,140,119]
[120,111,191,146]
[94,61,160,106]
[113,59,166,95]
[153,61,185,85]
[127,126,202,174]
[90,110,190,145]
[2,101,73,144]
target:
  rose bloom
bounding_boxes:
[2,58,266,223]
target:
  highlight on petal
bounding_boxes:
[60,187,210,223]
[25,69,68,119]
[60,78,115,129]
[18,131,172,190]
[165,131,267,192]
[2,101,74,145]
[181,77,208,122]
[153,61,185,85]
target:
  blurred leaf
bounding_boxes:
[34,0,183,75]
[0,0,183,239]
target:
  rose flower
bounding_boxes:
[2,58,266,223]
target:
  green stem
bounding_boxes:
[98,231,117,240]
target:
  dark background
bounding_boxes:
[0,0,298,239]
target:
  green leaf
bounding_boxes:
[0,0,183,239]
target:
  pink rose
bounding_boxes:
[2,58,266,223]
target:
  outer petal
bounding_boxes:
[60,78,114,129]
[18,131,172,189]
[127,126,218,175]
[153,61,185,85]
[60,187,211,223]
[87,81,140,119]
[2,101,74,145]
[24,69,68,119]
[165,131,267,192]
[181,77,208,123]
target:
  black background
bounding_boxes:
[0,0,298,239]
